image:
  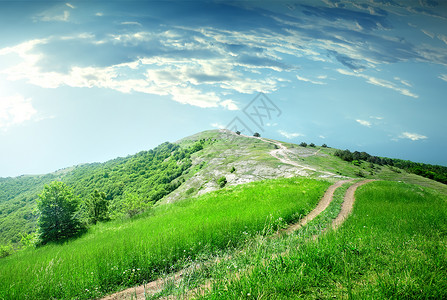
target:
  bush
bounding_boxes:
[322,143,328,148]
[352,160,361,166]
[299,142,307,147]
[0,244,14,258]
[123,193,152,218]
[217,176,227,188]
[230,166,236,173]
[354,170,365,178]
[309,143,316,147]
[253,132,261,137]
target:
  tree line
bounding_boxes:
[334,149,447,184]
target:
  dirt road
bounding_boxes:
[332,179,376,230]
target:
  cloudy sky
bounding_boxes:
[1,0,446,177]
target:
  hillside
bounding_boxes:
[1,129,446,248]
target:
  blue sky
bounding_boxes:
[1,0,446,177]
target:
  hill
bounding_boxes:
[1,129,446,248]
[0,129,446,299]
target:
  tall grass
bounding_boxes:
[0,178,329,299]
[199,181,447,299]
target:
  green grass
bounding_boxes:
[197,181,447,299]
[147,180,357,299]
[0,177,330,300]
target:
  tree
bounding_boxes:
[235,131,241,135]
[299,142,307,147]
[85,190,109,224]
[309,143,316,147]
[37,181,81,244]
[123,193,151,217]
[322,143,328,148]
[253,132,261,137]
[217,176,227,188]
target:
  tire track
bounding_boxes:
[331,179,376,230]
[282,179,354,234]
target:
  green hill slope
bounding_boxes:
[0,177,330,299]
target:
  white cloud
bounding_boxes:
[393,77,412,87]
[369,116,383,120]
[438,34,447,45]
[421,29,435,38]
[219,99,239,111]
[319,135,326,139]
[37,10,70,22]
[399,132,428,141]
[170,86,221,108]
[0,36,284,109]
[211,122,225,129]
[95,12,104,17]
[296,75,326,85]
[278,130,303,139]
[65,3,75,9]
[336,69,418,98]
[356,119,372,127]
[439,74,447,82]
[121,22,143,27]
[0,94,37,130]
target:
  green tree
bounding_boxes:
[37,181,81,244]
[123,193,151,217]
[217,176,227,188]
[253,132,261,137]
[85,190,109,224]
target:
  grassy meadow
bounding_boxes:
[197,181,447,299]
[0,177,330,299]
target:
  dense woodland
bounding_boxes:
[334,149,447,184]
[0,140,208,248]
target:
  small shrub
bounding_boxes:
[0,244,14,258]
[217,176,227,188]
[253,132,261,137]
[322,143,328,148]
[300,142,307,147]
[354,170,365,178]
[230,166,236,173]
[309,143,316,147]
[235,131,241,135]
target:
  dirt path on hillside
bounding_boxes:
[282,179,353,234]
[255,137,337,177]
[259,137,318,171]
[331,179,376,230]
